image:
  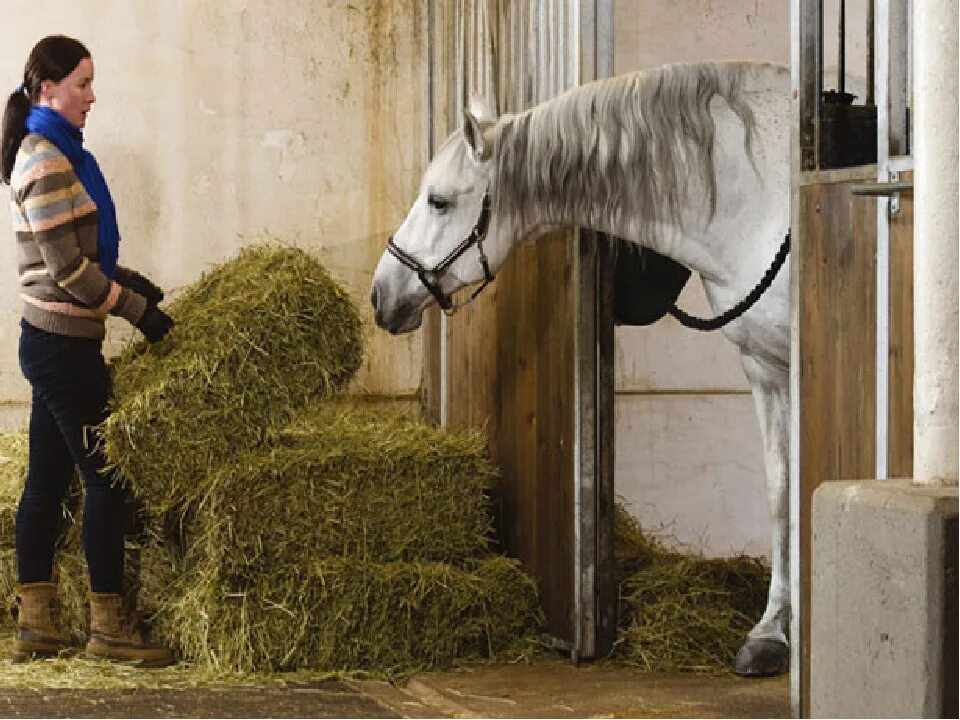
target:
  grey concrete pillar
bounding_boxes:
[810,481,957,718]
[913,0,959,487]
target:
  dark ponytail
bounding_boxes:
[1,35,90,184]
[1,88,31,184]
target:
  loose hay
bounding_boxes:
[612,503,771,673]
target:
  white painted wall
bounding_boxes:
[613,0,791,557]
[0,1,426,429]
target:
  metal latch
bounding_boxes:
[850,172,913,215]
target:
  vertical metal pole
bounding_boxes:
[874,0,910,479]
[790,0,821,713]
[838,0,846,94]
[875,0,891,480]
[866,0,875,105]
[573,0,590,662]
[798,0,822,170]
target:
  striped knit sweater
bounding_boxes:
[8,134,147,339]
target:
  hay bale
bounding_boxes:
[153,401,497,565]
[141,401,539,674]
[101,244,365,506]
[0,431,27,551]
[153,554,539,675]
[612,503,770,672]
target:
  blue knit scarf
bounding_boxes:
[25,106,120,278]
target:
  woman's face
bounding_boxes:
[40,57,95,129]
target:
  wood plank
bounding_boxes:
[536,233,575,643]
[799,181,836,708]
[421,307,441,423]
[837,187,877,478]
[595,234,617,656]
[888,172,914,478]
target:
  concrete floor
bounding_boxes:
[0,658,790,718]
[357,658,791,718]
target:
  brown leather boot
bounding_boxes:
[85,592,174,667]
[11,582,72,662]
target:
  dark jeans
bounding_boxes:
[16,320,124,593]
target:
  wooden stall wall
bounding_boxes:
[797,168,914,707]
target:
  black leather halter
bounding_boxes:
[386,193,495,315]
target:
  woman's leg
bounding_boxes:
[18,325,124,593]
[14,388,74,584]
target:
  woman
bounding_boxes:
[1,35,174,666]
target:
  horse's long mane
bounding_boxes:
[493,61,776,237]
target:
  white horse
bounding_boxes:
[370,61,791,676]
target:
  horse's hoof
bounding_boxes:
[732,637,789,677]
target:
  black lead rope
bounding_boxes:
[668,230,791,332]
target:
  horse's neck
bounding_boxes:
[514,159,765,285]
[508,83,788,287]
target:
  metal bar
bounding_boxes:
[799,0,822,170]
[426,0,435,159]
[850,180,914,195]
[887,154,914,172]
[537,0,547,103]
[573,0,593,661]
[874,0,908,480]
[816,0,823,167]
[596,0,613,78]
[867,0,875,104]
[838,0,846,94]
[485,0,499,104]
[789,0,810,713]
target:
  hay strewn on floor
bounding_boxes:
[0,244,542,679]
[612,504,771,672]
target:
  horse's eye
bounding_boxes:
[427,194,450,212]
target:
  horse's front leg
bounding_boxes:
[733,357,790,677]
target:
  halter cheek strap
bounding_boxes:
[386,192,495,315]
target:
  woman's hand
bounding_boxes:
[136,306,174,342]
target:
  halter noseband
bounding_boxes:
[386,192,495,315]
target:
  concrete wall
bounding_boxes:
[0,0,426,428]
[612,0,790,557]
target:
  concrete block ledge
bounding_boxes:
[810,480,958,719]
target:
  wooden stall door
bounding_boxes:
[421,0,616,660]
[797,169,914,714]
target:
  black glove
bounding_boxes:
[136,306,174,343]
[125,271,164,306]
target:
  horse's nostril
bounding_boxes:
[370,285,379,311]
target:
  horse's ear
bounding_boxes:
[463,107,494,163]
[468,93,496,124]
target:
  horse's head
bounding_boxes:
[371,96,511,334]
